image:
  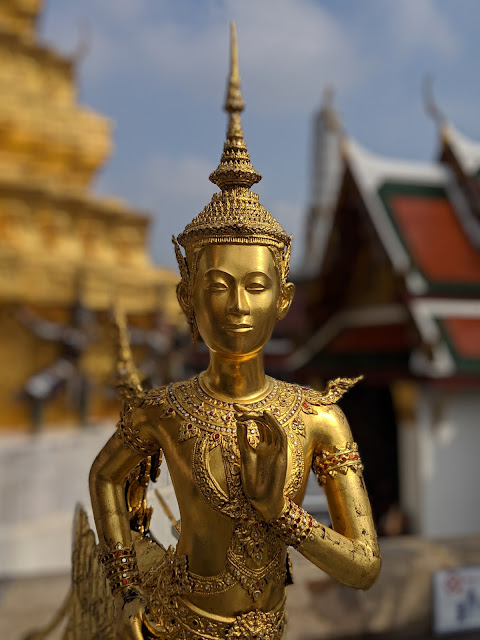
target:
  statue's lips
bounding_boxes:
[223,323,253,333]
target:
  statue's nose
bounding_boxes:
[226,285,250,316]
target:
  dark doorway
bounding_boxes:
[339,384,401,534]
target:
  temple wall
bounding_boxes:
[0,426,179,576]
[398,387,480,538]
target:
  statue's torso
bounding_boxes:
[134,376,341,619]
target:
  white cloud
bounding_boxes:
[97,0,147,23]
[140,0,371,114]
[387,0,459,57]
[137,154,216,264]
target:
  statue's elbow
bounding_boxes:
[358,549,382,590]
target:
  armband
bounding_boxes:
[313,441,363,486]
[101,542,140,596]
[116,403,159,457]
[270,498,319,548]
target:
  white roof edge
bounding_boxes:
[345,137,448,192]
[443,122,480,175]
[408,298,480,377]
[344,138,419,273]
[409,298,480,319]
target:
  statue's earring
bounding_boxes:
[173,236,200,344]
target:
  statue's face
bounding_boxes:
[192,244,282,357]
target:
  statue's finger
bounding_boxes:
[260,419,273,446]
[263,411,287,451]
[236,421,255,457]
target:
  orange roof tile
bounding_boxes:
[442,317,480,360]
[389,194,480,285]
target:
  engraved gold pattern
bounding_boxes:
[143,592,285,640]
[116,386,172,457]
[313,441,364,485]
[143,375,344,602]
[271,497,320,548]
[116,404,158,456]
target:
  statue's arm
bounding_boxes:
[295,405,380,589]
[237,401,380,589]
[89,404,162,638]
[89,404,161,549]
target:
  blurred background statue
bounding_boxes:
[27,23,379,640]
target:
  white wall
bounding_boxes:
[0,426,179,576]
[398,388,480,538]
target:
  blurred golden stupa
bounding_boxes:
[0,0,180,430]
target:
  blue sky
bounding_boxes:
[40,0,480,271]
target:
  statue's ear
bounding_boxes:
[277,282,295,320]
[176,280,191,318]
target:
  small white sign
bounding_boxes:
[433,566,480,635]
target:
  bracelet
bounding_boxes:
[101,542,141,596]
[270,498,319,549]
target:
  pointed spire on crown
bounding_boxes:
[176,22,290,257]
[209,21,261,191]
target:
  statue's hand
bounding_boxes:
[235,406,288,522]
[114,589,147,640]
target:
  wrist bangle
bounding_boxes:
[100,542,141,596]
[270,498,319,548]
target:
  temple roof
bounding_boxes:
[294,106,480,380]
[441,122,480,176]
[343,137,480,296]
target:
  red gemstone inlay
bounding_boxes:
[123,579,128,585]
[342,456,347,462]
[116,551,122,557]
[302,403,308,408]
[332,459,337,464]
[355,453,359,459]
[349,454,354,459]
[188,424,193,429]
[168,408,174,413]
[214,433,219,439]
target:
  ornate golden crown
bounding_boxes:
[173,23,291,273]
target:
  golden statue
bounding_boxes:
[28,23,380,640]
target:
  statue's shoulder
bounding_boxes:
[141,384,169,408]
[282,376,363,413]
[141,377,196,409]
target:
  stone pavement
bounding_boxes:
[2,536,480,640]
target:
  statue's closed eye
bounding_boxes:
[208,282,228,291]
[245,283,267,292]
